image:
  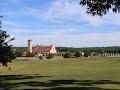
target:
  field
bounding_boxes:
[0,57,120,90]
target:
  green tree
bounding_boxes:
[84,51,89,57]
[26,52,35,57]
[75,51,81,58]
[97,48,104,54]
[15,51,24,57]
[63,51,71,58]
[46,54,54,59]
[0,16,16,66]
[35,52,38,55]
[80,0,120,16]
[39,56,43,60]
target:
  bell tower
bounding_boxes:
[28,39,32,53]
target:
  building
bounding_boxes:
[27,40,57,55]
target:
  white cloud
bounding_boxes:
[3,20,16,26]
[8,28,120,47]
[2,0,23,5]
[2,0,120,47]
[2,0,120,26]
[23,7,43,19]
[38,0,102,26]
[102,12,120,25]
[41,0,120,26]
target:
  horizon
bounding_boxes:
[13,45,120,48]
[1,0,120,47]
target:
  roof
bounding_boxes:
[32,45,53,53]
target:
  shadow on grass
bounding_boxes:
[0,74,52,90]
[0,75,120,90]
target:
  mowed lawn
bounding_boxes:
[0,57,120,90]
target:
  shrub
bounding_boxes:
[46,54,54,59]
[39,56,43,60]
[35,52,38,55]
[84,52,89,57]
[15,51,23,57]
[63,51,71,58]
[75,51,81,58]
[91,52,97,56]
[26,52,35,57]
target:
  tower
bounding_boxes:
[28,39,32,53]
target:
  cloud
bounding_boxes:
[8,28,120,47]
[2,0,120,26]
[40,0,120,26]
[1,0,120,47]
[102,12,120,25]
[3,20,16,26]
[41,0,103,26]
[22,7,43,19]
[2,0,23,5]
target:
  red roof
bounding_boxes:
[32,45,52,53]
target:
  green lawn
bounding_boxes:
[0,57,120,90]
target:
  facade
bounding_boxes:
[27,40,57,55]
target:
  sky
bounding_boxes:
[0,0,120,47]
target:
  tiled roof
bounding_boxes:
[32,45,52,53]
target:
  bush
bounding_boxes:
[15,51,23,57]
[26,52,35,57]
[84,52,89,57]
[91,52,97,56]
[39,56,43,60]
[75,51,81,58]
[46,54,54,59]
[63,51,71,58]
[35,52,38,55]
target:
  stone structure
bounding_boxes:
[28,39,32,53]
[27,40,57,55]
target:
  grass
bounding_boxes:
[0,57,120,90]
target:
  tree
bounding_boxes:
[0,16,16,66]
[39,56,43,60]
[46,54,54,59]
[63,51,71,58]
[26,52,35,57]
[84,51,89,57]
[75,51,81,58]
[15,51,23,57]
[97,48,104,54]
[80,0,120,16]
[84,53,89,57]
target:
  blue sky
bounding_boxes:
[1,0,120,47]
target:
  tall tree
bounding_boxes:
[0,16,16,66]
[80,0,120,16]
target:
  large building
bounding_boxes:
[27,40,57,55]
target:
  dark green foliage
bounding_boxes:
[84,52,89,57]
[39,56,43,60]
[0,17,16,66]
[80,0,120,16]
[63,51,71,58]
[46,54,54,59]
[35,52,38,55]
[57,46,120,56]
[75,51,81,58]
[91,52,97,56]
[26,52,35,57]
[97,48,104,54]
[13,47,27,52]
[15,51,24,57]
